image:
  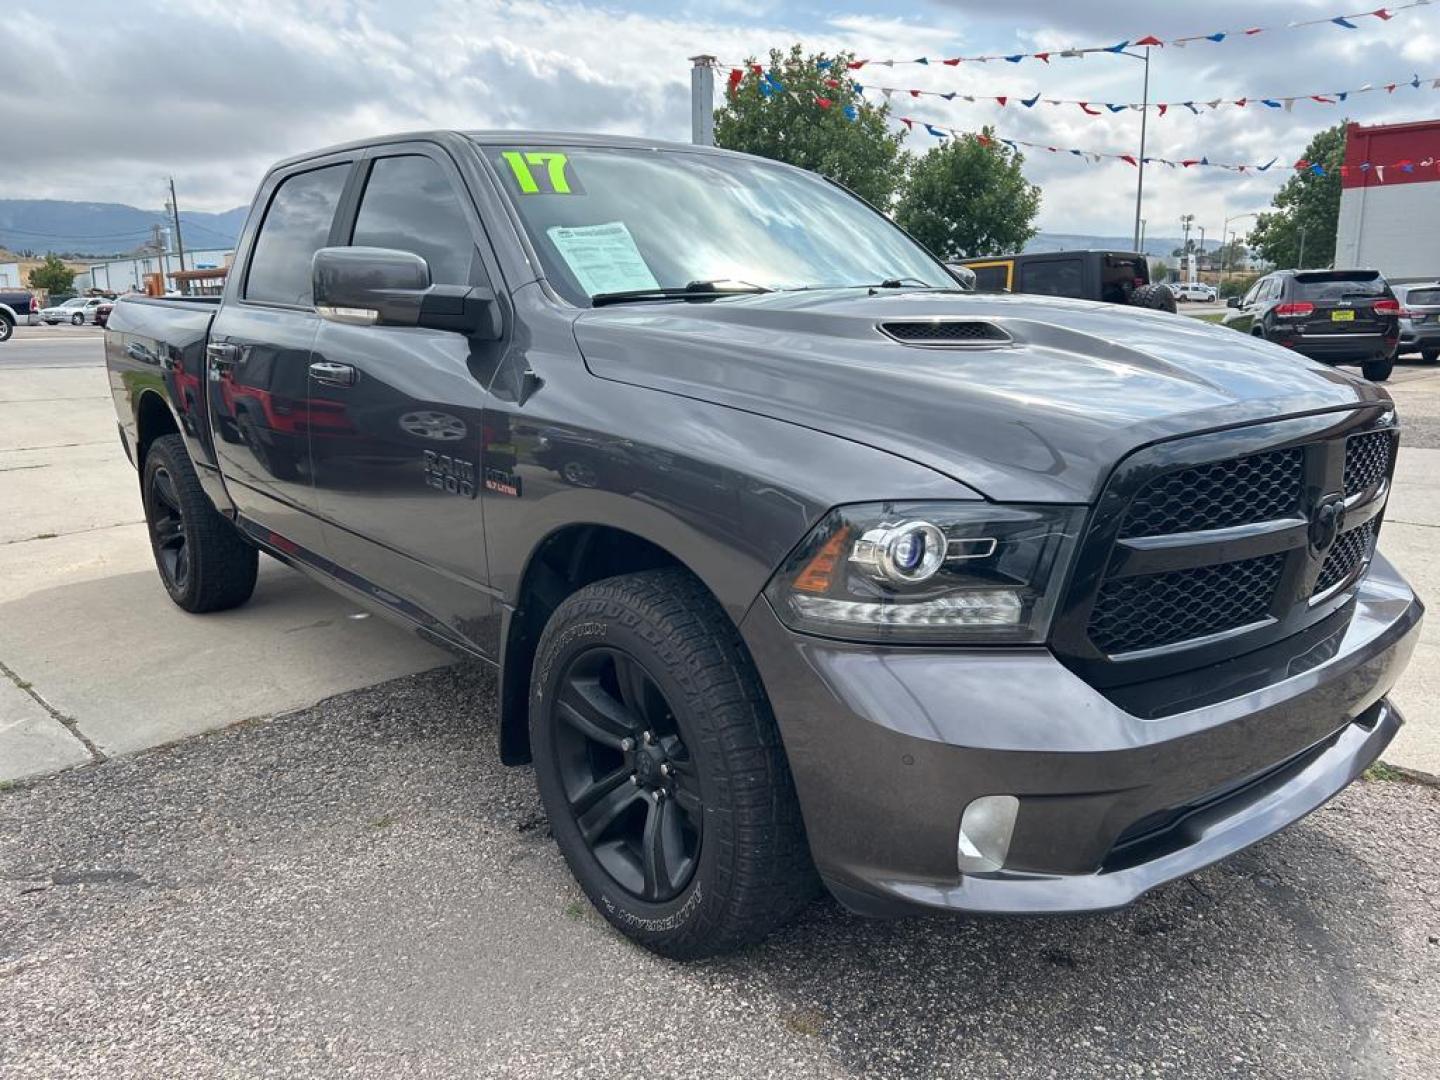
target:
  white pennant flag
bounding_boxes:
[882,88,893,99]
[1207,99,1222,108]
[1376,165,1386,182]
[1283,98,1296,111]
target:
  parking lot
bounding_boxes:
[3,324,1439,1078]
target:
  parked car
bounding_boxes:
[105,130,1419,959]
[0,290,43,342]
[1171,281,1218,303]
[1392,282,1440,363]
[1222,268,1400,381]
[952,250,1177,312]
[41,296,110,325]
[93,299,116,328]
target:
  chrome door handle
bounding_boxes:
[206,341,240,367]
[309,361,357,387]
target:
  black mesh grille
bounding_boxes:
[879,320,1009,344]
[1313,520,1377,596]
[1343,431,1392,496]
[1088,553,1285,656]
[1120,447,1304,539]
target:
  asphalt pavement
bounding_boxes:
[2,664,1437,1080]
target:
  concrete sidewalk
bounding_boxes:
[1,333,452,782]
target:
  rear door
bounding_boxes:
[305,143,502,654]
[206,155,354,554]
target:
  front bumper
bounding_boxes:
[741,553,1421,917]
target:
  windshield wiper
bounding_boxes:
[590,279,772,307]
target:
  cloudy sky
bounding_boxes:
[6,0,1438,240]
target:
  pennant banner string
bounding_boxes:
[851,72,1440,116]
[716,0,1429,68]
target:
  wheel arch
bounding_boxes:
[134,388,182,468]
[497,522,736,766]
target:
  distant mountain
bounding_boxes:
[1026,232,1219,259]
[0,200,247,258]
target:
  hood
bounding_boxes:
[571,289,1387,503]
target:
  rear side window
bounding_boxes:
[350,155,477,286]
[970,264,1010,292]
[244,163,350,307]
[1293,272,1386,302]
[1020,259,1083,298]
[1404,287,1440,306]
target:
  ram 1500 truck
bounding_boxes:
[106,131,1422,960]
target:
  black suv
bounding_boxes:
[953,250,1176,312]
[1222,269,1400,381]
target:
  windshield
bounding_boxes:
[480,144,952,305]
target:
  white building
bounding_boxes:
[74,248,233,293]
[0,263,22,289]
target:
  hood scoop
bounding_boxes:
[877,319,1011,347]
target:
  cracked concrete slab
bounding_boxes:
[0,673,91,782]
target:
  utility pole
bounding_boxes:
[167,177,187,275]
[1297,224,1308,270]
[1128,46,1151,251]
[689,56,716,146]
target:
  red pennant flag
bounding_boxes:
[1373,7,1393,19]
[1235,97,1248,107]
[1079,102,1101,115]
[1120,154,1138,166]
[1033,52,1050,63]
[942,57,962,65]
[727,68,744,93]
[977,133,992,146]
[1134,35,1163,46]
[1311,95,1335,104]
[749,64,763,75]
[1181,159,1200,167]
[816,97,832,109]
[1244,27,1263,35]
[1157,103,1168,116]
[1294,159,1309,169]
[909,89,922,97]
[900,117,913,129]
[1384,83,1398,93]
[996,96,1008,106]
[847,60,866,70]
[824,77,840,88]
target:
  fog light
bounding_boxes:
[957,795,1019,874]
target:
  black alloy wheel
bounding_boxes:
[147,463,191,593]
[553,645,702,902]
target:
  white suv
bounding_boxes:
[1171,281,1218,303]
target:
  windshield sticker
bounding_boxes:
[546,222,659,296]
[501,151,581,195]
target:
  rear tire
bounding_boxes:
[530,568,816,959]
[1422,349,1438,364]
[70,312,84,326]
[1362,356,1395,382]
[1130,283,1177,314]
[0,315,12,343]
[142,434,258,612]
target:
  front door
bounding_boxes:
[206,158,353,554]
[306,147,501,655]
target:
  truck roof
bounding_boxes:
[272,129,738,172]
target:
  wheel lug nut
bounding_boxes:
[654,788,667,801]
[620,738,634,752]
[642,731,654,745]
[659,763,670,777]
[631,774,640,785]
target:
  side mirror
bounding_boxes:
[945,263,977,292]
[312,246,503,339]
[1226,296,1240,308]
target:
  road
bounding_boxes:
[2,664,1437,1079]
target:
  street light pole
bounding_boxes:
[1130,46,1151,252]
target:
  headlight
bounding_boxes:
[764,502,1085,643]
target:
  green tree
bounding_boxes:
[714,45,909,207]
[893,129,1041,259]
[1249,123,1346,269]
[28,254,75,293]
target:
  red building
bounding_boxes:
[1335,119,1440,281]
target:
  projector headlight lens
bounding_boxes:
[766,502,1084,643]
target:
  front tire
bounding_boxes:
[530,568,815,959]
[0,315,12,343]
[142,434,258,612]
[1422,348,1438,364]
[70,312,84,326]
[1362,356,1394,382]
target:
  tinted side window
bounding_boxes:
[350,155,477,286]
[971,264,1010,292]
[245,164,350,307]
[1020,259,1083,298]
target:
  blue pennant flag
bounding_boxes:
[1332,16,1358,28]
[1201,156,1210,165]
[1004,54,1025,63]
[941,92,958,100]
[914,57,929,65]
[1337,91,1349,101]
[1106,103,1127,112]
[925,124,947,138]
[1261,98,1282,108]
[1001,139,1018,149]
[1070,148,1082,156]
[842,104,859,121]
[1310,163,1326,175]
[816,59,833,70]
[1021,93,1041,107]
[1412,74,1423,88]
[1104,40,1129,53]
[1257,158,1278,172]
[854,83,864,94]
[1183,101,1200,114]
[1206,32,1226,43]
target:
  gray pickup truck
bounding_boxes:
[105,130,1421,959]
